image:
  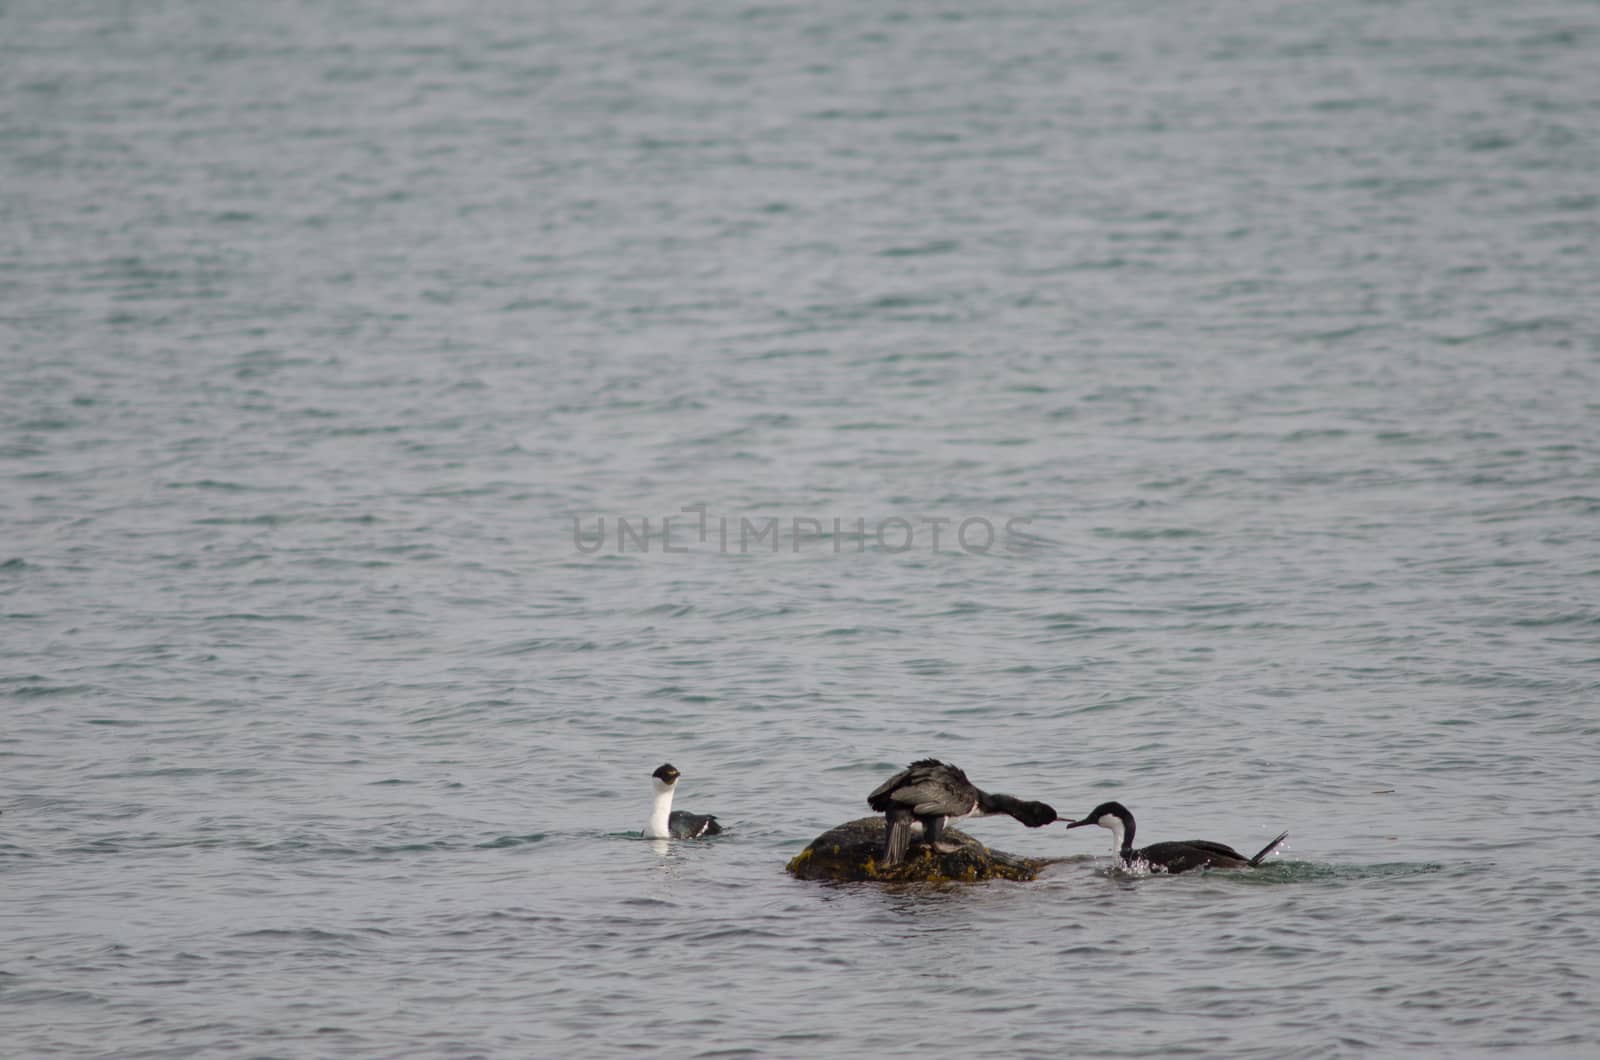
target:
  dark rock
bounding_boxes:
[786,816,1047,883]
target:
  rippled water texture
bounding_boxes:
[4,0,1599,1056]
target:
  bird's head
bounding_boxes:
[1063,800,1133,834]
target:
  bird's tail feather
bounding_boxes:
[1250,830,1289,866]
[883,815,912,866]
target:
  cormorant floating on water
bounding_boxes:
[867,758,1058,866]
[1064,801,1287,873]
[643,763,723,839]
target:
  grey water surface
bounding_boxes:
[4,0,1600,1056]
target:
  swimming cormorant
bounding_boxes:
[643,763,723,839]
[1064,800,1287,873]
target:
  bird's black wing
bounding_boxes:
[868,761,975,817]
[867,765,916,809]
[1174,839,1248,861]
[1137,840,1247,873]
[668,811,723,838]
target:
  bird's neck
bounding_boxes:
[645,784,675,838]
[1108,817,1134,859]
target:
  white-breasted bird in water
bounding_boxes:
[642,763,723,839]
[866,758,1058,866]
[1063,800,1287,873]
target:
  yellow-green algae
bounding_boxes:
[786,816,1045,883]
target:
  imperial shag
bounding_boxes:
[866,758,1058,866]
[1064,801,1287,873]
[643,763,723,839]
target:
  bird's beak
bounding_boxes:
[1063,819,1090,829]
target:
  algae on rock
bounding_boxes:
[786,816,1046,883]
